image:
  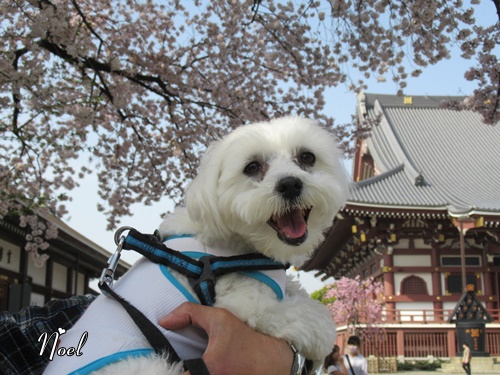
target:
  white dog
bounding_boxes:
[44,117,349,375]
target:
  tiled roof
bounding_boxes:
[350,93,500,216]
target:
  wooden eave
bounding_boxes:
[0,214,130,278]
[302,203,500,276]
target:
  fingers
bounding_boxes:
[158,302,229,333]
[158,302,200,330]
[159,302,294,375]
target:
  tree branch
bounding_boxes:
[11,48,29,136]
[491,0,500,22]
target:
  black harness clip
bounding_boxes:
[190,255,217,306]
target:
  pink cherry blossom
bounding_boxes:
[326,276,385,346]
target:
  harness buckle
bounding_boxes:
[191,255,217,305]
[99,226,131,295]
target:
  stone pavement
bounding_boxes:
[322,370,498,375]
[396,372,497,375]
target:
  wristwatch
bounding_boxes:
[289,342,306,375]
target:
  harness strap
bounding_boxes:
[122,228,286,306]
[184,358,211,375]
[98,281,181,363]
[99,282,210,374]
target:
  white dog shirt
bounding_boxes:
[43,235,286,375]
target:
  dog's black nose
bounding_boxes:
[276,177,303,200]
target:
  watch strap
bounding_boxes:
[289,343,306,375]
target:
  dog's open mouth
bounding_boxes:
[267,208,311,246]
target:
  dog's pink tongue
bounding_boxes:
[277,209,306,239]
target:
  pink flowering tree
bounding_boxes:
[1,0,499,264]
[325,276,385,352]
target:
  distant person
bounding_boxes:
[343,335,368,375]
[462,343,471,375]
[324,345,347,375]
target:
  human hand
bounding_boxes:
[159,302,293,375]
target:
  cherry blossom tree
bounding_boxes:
[310,285,336,304]
[1,0,498,263]
[325,276,385,351]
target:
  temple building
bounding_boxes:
[0,210,130,312]
[303,93,500,361]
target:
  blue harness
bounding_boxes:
[98,227,287,374]
[119,228,286,306]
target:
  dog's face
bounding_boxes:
[186,117,350,265]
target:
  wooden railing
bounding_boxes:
[337,330,500,358]
[334,309,500,326]
[381,308,500,324]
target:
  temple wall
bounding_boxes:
[393,255,431,267]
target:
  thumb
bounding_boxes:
[158,302,214,332]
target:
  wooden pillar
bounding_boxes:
[383,252,395,321]
[482,251,495,309]
[483,267,494,310]
[396,330,405,357]
[431,247,443,319]
[447,330,457,357]
[74,253,80,295]
[452,218,477,291]
[66,266,73,295]
[19,241,31,308]
[45,259,53,302]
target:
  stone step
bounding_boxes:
[440,357,499,373]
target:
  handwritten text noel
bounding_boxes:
[38,328,88,360]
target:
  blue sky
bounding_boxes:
[63,2,498,293]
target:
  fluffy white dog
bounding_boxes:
[44,117,349,375]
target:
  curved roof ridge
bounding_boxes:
[364,93,465,108]
[371,99,426,185]
[355,164,405,188]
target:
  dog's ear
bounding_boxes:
[185,140,228,237]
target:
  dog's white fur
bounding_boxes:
[82,117,348,374]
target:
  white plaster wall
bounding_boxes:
[414,239,430,249]
[27,257,47,285]
[442,301,458,320]
[52,262,67,292]
[393,255,431,267]
[30,292,46,306]
[76,272,85,295]
[443,302,457,311]
[393,239,409,249]
[0,238,21,273]
[394,272,432,295]
[395,302,434,321]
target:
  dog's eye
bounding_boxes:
[299,152,315,166]
[244,161,262,176]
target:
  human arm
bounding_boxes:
[338,359,348,375]
[326,365,335,375]
[327,364,345,375]
[159,302,294,375]
[361,357,369,375]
